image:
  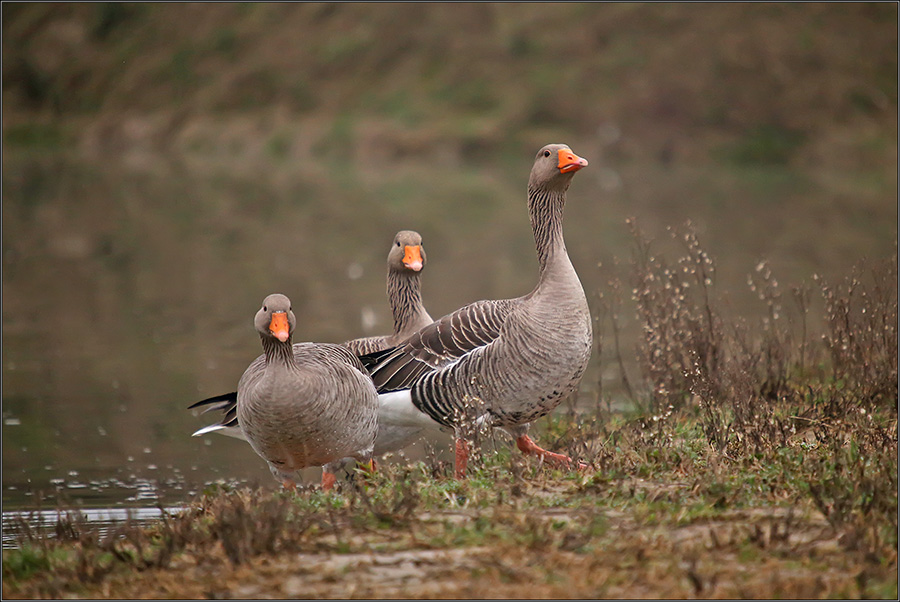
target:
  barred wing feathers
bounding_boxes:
[364,298,518,393]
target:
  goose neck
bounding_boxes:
[528,186,567,274]
[261,336,295,367]
[388,269,426,334]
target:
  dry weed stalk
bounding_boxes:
[628,219,725,415]
[816,253,898,408]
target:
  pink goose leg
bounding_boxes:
[515,435,588,471]
[454,438,470,479]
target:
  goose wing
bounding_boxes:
[363,298,518,392]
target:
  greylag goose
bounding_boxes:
[194,293,378,490]
[190,230,436,459]
[343,229,433,355]
[365,144,592,478]
[342,229,435,458]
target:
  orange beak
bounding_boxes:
[402,245,424,271]
[268,311,290,343]
[558,148,589,174]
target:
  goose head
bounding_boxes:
[528,144,589,192]
[388,230,427,273]
[255,293,295,343]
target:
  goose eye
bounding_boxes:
[263,305,267,312]
[543,150,551,157]
[396,241,401,246]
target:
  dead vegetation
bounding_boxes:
[3,227,897,599]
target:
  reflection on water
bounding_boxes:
[3,507,180,550]
[6,470,187,509]
[1,469,192,550]
[1,465,253,550]
[2,150,896,524]
[2,505,189,550]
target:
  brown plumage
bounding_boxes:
[195,293,379,490]
[368,144,592,477]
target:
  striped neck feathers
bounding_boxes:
[261,335,295,367]
[527,185,568,273]
[387,268,429,335]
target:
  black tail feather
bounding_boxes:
[188,391,237,410]
[357,346,401,371]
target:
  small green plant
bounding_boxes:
[3,545,53,581]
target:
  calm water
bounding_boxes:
[2,149,895,543]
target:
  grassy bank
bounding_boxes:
[3,229,896,599]
[2,400,896,598]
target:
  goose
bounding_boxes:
[341,229,435,457]
[343,229,433,355]
[189,231,435,470]
[364,143,592,478]
[194,293,378,490]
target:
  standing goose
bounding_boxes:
[196,293,378,490]
[190,231,436,458]
[343,230,433,355]
[367,144,592,478]
[342,229,435,458]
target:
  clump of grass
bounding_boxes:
[349,466,421,527]
[806,420,898,561]
[200,487,314,565]
[3,504,203,597]
[611,218,898,563]
[622,218,896,448]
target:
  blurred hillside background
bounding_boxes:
[2,3,897,501]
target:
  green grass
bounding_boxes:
[3,545,55,580]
